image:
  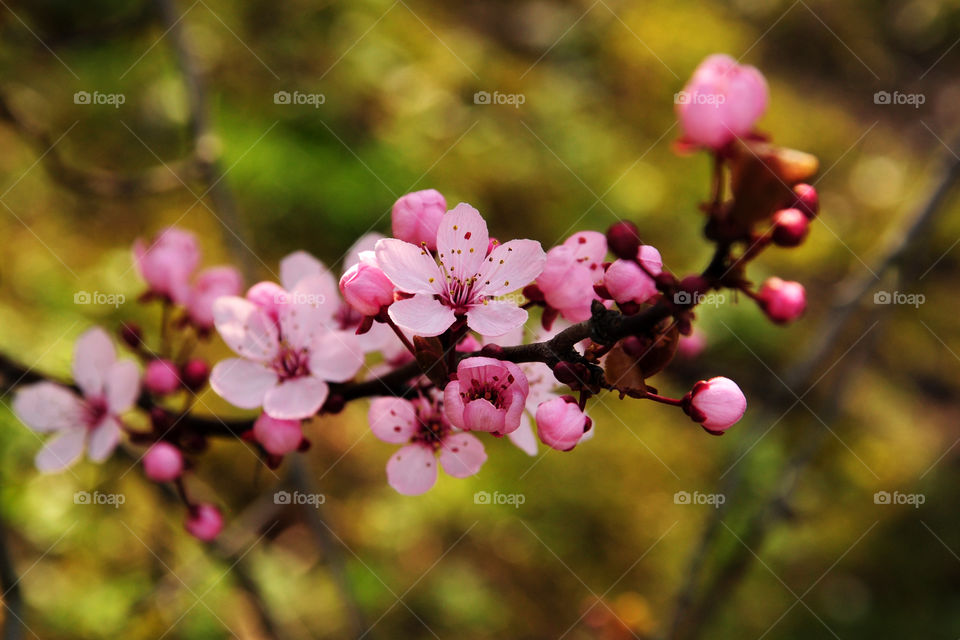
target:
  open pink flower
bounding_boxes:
[13,328,139,472]
[186,266,243,329]
[369,394,486,495]
[677,54,768,150]
[375,204,546,337]
[133,228,200,303]
[209,275,364,420]
[443,356,529,436]
[537,231,607,322]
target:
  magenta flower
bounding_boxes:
[537,231,607,322]
[133,227,200,303]
[375,203,546,337]
[603,245,663,305]
[13,328,139,472]
[369,395,487,495]
[677,54,768,150]
[252,413,303,456]
[339,251,395,317]
[683,376,747,434]
[536,396,592,451]
[391,189,447,250]
[758,277,806,324]
[186,266,243,329]
[443,356,529,436]
[143,442,184,482]
[143,359,180,395]
[185,503,223,541]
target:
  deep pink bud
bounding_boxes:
[181,358,210,391]
[187,266,243,329]
[253,413,303,456]
[132,227,200,303]
[144,359,181,395]
[684,376,746,433]
[143,442,184,482]
[604,260,657,305]
[245,281,287,323]
[391,189,447,250]
[339,252,394,316]
[758,277,806,324]
[677,54,768,150]
[606,221,641,260]
[792,183,819,219]
[771,208,809,247]
[678,331,707,359]
[535,396,590,450]
[185,503,223,541]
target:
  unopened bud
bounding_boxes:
[606,221,641,260]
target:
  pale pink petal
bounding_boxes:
[443,381,465,429]
[280,251,325,291]
[368,397,418,444]
[462,398,505,433]
[278,293,333,352]
[72,327,116,398]
[386,443,438,495]
[35,429,86,473]
[13,383,84,432]
[307,332,364,382]
[508,414,538,456]
[562,231,607,274]
[503,389,526,434]
[466,301,528,337]
[439,432,487,478]
[436,203,489,280]
[288,272,340,326]
[374,238,443,295]
[344,232,386,273]
[105,360,140,414]
[87,417,121,462]
[388,294,457,337]
[213,297,280,362]
[209,359,278,409]
[263,376,329,420]
[477,239,546,297]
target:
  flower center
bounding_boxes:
[461,372,515,409]
[84,397,109,429]
[411,401,451,449]
[272,345,310,380]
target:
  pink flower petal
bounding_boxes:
[105,360,140,414]
[87,417,121,462]
[35,429,86,473]
[439,432,487,478]
[187,266,243,328]
[213,297,280,362]
[72,327,116,398]
[508,414,538,456]
[374,238,443,295]
[13,383,84,432]
[288,272,340,326]
[368,397,418,444]
[562,231,607,273]
[436,203,489,281]
[466,301,528,337]
[386,443,438,495]
[263,376,329,420]
[307,332,364,382]
[388,294,457,337]
[209,359,278,410]
[443,381,465,429]
[477,239,546,297]
[462,398,506,433]
[278,290,333,352]
[344,232,386,272]
[280,251,325,291]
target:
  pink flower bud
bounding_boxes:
[143,442,184,482]
[252,413,303,456]
[339,252,394,316]
[185,503,223,541]
[684,376,746,433]
[677,54,768,150]
[181,358,210,391]
[603,259,657,305]
[771,208,809,247]
[535,396,591,451]
[678,331,707,359]
[758,277,806,324]
[637,245,664,275]
[133,227,200,303]
[144,359,181,395]
[187,267,243,329]
[245,281,287,323]
[391,189,447,250]
[606,221,641,260]
[792,183,819,219]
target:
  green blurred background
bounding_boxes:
[1,0,960,638]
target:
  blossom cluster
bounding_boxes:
[11,54,819,540]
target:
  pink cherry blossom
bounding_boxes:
[391,189,447,250]
[185,503,223,541]
[253,413,303,456]
[683,376,746,433]
[443,356,529,436]
[376,203,546,337]
[133,227,200,303]
[143,442,184,482]
[770,208,809,247]
[536,396,592,451]
[144,359,181,395]
[339,251,395,317]
[369,394,486,495]
[13,328,139,472]
[758,277,806,324]
[186,266,243,329]
[677,54,768,150]
[537,231,607,322]
[678,330,707,359]
[604,258,656,305]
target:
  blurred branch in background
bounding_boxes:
[668,134,960,640]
